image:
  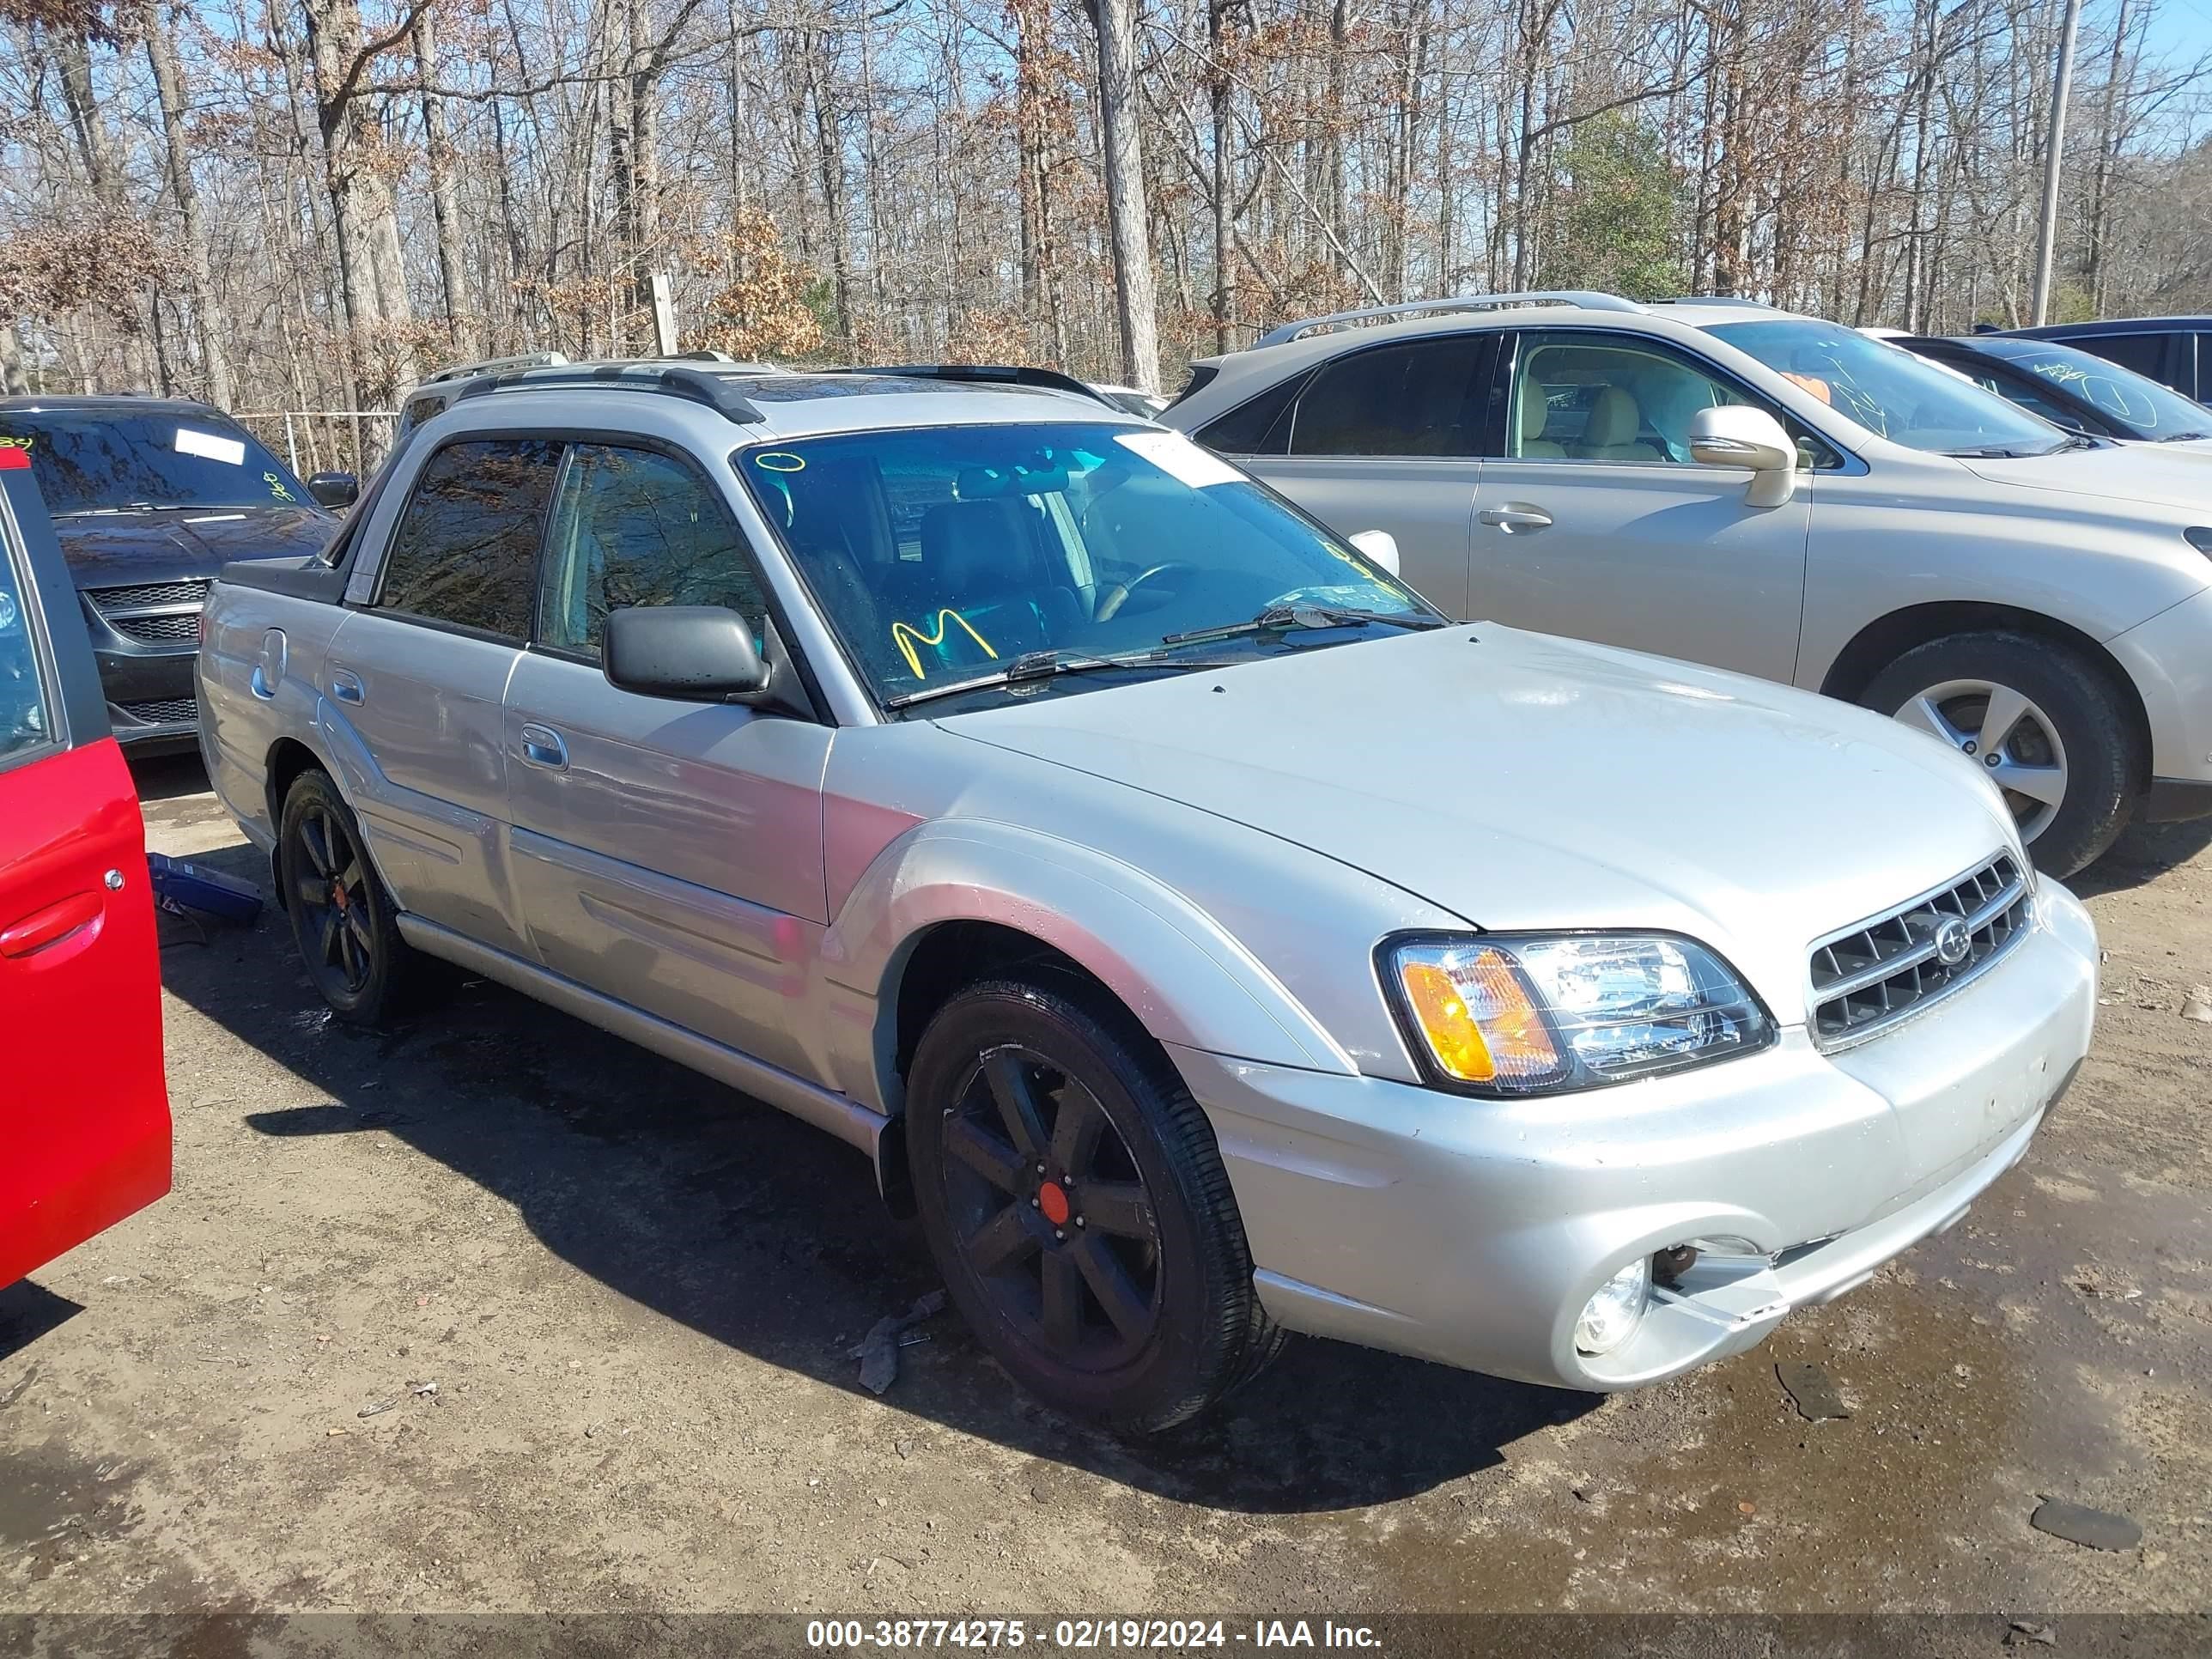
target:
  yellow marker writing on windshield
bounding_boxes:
[891,610,996,678]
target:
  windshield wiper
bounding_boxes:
[2159,431,2212,443]
[883,648,1242,711]
[53,502,165,518]
[1158,603,1444,647]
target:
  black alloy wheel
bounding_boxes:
[278,769,410,1025]
[907,977,1283,1431]
[939,1042,1163,1368]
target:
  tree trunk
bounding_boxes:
[145,3,233,407]
[1088,0,1161,392]
[413,9,475,358]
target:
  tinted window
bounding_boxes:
[0,532,52,763]
[376,440,561,636]
[1196,372,1306,455]
[1951,361,2093,431]
[0,414,308,515]
[538,445,768,657]
[1291,337,1487,456]
[2070,331,2173,386]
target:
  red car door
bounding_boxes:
[0,445,170,1289]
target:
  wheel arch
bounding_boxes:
[1818,602,2151,779]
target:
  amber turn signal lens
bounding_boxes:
[1396,947,1562,1085]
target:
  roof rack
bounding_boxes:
[1255,291,1643,349]
[828,364,1119,409]
[448,362,766,425]
[416,350,572,388]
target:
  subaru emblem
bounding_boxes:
[1933,916,1972,967]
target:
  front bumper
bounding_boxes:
[1176,881,2098,1392]
[88,623,200,748]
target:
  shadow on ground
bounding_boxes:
[2069,814,2212,899]
[153,822,1588,1516]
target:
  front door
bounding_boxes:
[1468,329,1812,684]
[502,441,831,1079]
[1230,331,1492,617]
[0,449,169,1287]
[325,436,562,954]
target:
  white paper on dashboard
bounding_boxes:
[175,428,246,466]
[1113,429,1243,489]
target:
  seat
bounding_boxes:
[902,499,1056,672]
[1517,377,1565,457]
[1572,386,1663,461]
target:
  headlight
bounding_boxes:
[1382,933,1774,1095]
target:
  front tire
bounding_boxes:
[278,769,412,1026]
[906,978,1282,1432]
[1860,631,2138,878]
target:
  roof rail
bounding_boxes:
[1650,295,1776,309]
[829,363,1119,409]
[416,349,572,387]
[448,362,766,425]
[1255,291,1643,349]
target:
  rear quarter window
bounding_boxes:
[0,528,53,765]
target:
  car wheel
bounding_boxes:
[906,977,1284,1432]
[1860,631,2138,878]
[278,769,410,1026]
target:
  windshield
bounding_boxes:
[737,421,1429,708]
[0,413,309,515]
[1978,338,2212,441]
[1708,319,2075,457]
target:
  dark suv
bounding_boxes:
[1994,317,2209,401]
[0,398,345,752]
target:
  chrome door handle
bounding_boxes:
[518,724,568,770]
[330,670,365,704]
[1479,504,1553,532]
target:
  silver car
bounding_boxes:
[198,362,2097,1431]
[1164,291,2212,877]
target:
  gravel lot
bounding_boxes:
[4,756,2209,1638]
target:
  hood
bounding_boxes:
[939,626,2022,1021]
[54,505,335,589]
[1959,443,2212,515]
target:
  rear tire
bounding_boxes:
[906,977,1281,1433]
[277,769,414,1027]
[1859,631,2137,878]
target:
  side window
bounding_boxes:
[1508,331,1756,464]
[0,534,53,764]
[1194,371,1307,456]
[537,444,769,659]
[377,439,561,636]
[2074,331,2172,388]
[1290,337,1487,457]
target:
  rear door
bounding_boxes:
[1211,332,1492,617]
[501,441,832,1079]
[325,437,562,955]
[0,449,170,1288]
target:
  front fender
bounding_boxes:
[817,818,1358,1113]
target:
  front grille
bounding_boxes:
[87,580,210,647]
[1808,853,2031,1050]
[106,610,203,644]
[88,580,210,612]
[118,696,200,727]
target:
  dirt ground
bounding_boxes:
[4,754,2209,1641]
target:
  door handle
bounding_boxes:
[518,724,568,771]
[330,669,365,705]
[1479,504,1554,533]
[1,890,102,959]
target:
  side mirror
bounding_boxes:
[1688,407,1798,508]
[604,605,769,702]
[1347,529,1401,576]
[307,471,359,509]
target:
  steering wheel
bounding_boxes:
[1095,561,1198,622]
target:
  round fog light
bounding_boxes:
[1575,1257,1653,1356]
